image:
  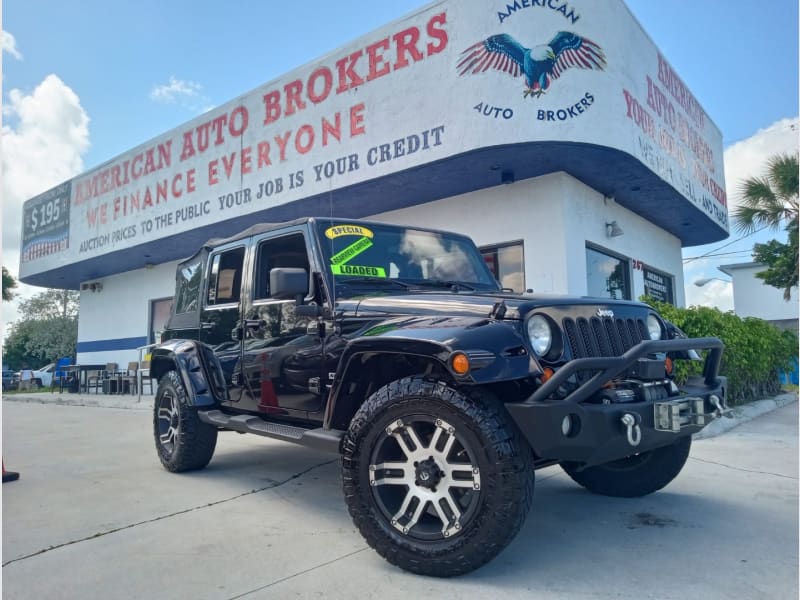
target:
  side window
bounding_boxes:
[207,247,245,305]
[254,233,310,300]
[174,259,202,313]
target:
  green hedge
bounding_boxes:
[643,297,798,405]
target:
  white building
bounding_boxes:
[18,0,729,367]
[719,262,799,331]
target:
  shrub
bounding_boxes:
[643,297,798,405]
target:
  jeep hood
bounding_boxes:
[345,293,651,320]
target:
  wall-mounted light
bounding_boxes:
[605,221,624,238]
[694,277,730,287]
[80,281,103,292]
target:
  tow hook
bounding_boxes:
[710,394,733,419]
[621,413,642,447]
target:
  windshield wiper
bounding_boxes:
[414,279,478,292]
[336,277,414,290]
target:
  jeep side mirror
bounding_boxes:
[270,268,309,300]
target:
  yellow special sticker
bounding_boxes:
[325,225,374,239]
[331,264,387,277]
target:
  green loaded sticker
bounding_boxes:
[331,264,387,277]
[330,237,373,265]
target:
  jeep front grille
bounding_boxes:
[563,317,648,358]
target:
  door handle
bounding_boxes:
[243,319,266,330]
[200,322,214,330]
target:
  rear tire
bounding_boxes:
[342,376,534,576]
[561,436,691,498]
[153,370,217,472]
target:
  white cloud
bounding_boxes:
[149,76,210,112]
[684,272,733,312]
[2,74,90,325]
[723,117,799,215]
[2,30,23,60]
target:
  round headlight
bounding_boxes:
[527,315,553,356]
[646,314,663,340]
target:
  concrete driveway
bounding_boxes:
[2,400,797,599]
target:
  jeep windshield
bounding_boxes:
[315,221,500,295]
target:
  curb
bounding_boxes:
[2,393,154,411]
[693,391,798,440]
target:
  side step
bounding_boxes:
[198,410,343,454]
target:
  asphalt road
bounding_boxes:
[2,401,797,599]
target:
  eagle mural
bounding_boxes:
[457,32,607,98]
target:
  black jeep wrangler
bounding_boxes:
[152,217,728,576]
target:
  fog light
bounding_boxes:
[561,415,572,436]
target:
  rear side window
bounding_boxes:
[207,247,245,305]
[174,259,203,314]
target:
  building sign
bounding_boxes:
[19,0,727,281]
[22,181,71,262]
[642,265,674,304]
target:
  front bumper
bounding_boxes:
[505,337,728,467]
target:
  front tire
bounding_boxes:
[561,436,691,498]
[154,370,217,472]
[342,376,534,577]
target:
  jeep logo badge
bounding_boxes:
[596,309,614,318]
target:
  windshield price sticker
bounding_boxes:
[331,264,387,277]
[330,237,373,265]
[325,225,374,239]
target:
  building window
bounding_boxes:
[150,297,173,344]
[480,241,525,292]
[642,265,675,304]
[586,245,631,300]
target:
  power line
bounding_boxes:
[682,225,769,263]
[682,249,753,261]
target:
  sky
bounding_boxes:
[2,0,798,325]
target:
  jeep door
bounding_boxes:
[235,228,324,419]
[200,243,246,403]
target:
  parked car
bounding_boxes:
[2,370,19,391]
[31,363,56,388]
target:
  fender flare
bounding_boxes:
[325,337,451,429]
[324,331,540,430]
[150,339,227,407]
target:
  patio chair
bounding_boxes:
[138,360,154,395]
[86,370,103,394]
[119,362,139,394]
[101,363,119,394]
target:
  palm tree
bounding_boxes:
[733,153,799,300]
[734,153,798,232]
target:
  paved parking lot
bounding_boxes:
[2,400,797,599]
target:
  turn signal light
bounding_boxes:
[541,368,554,383]
[665,357,673,376]
[451,353,471,375]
